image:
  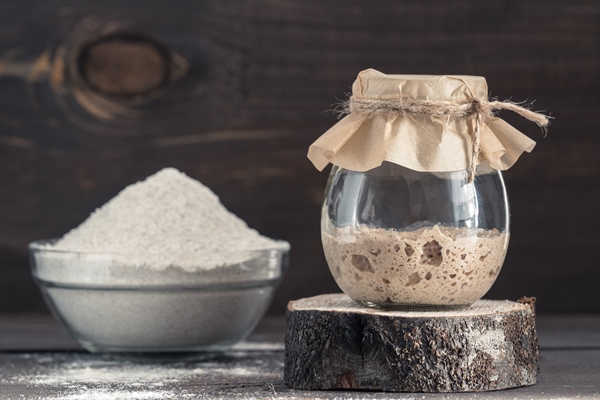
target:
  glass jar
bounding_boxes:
[321,161,509,310]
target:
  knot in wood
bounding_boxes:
[78,33,170,98]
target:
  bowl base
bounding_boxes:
[95,351,223,362]
[79,339,235,361]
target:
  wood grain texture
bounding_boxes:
[0,1,598,314]
[284,294,539,392]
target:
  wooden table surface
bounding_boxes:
[0,313,599,399]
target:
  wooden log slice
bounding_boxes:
[284,294,539,393]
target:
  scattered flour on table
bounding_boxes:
[50,168,282,270]
[4,352,280,400]
[57,389,181,400]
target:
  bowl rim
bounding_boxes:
[29,238,290,290]
[28,238,291,257]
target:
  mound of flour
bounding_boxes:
[50,168,281,270]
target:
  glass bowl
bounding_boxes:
[29,239,290,356]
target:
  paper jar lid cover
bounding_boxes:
[307,68,544,174]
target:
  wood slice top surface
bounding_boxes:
[288,293,532,318]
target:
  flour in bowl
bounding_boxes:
[50,168,283,271]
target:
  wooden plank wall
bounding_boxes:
[0,0,598,314]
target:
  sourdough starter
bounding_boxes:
[322,225,508,307]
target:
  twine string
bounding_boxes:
[343,97,550,182]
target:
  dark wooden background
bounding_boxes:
[0,0,598,314]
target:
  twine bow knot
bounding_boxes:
[344,97,551,182]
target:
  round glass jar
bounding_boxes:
[321,161,509,310]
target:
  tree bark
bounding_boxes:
[284,294,539,393]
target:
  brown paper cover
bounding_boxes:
[308,69,536,172]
